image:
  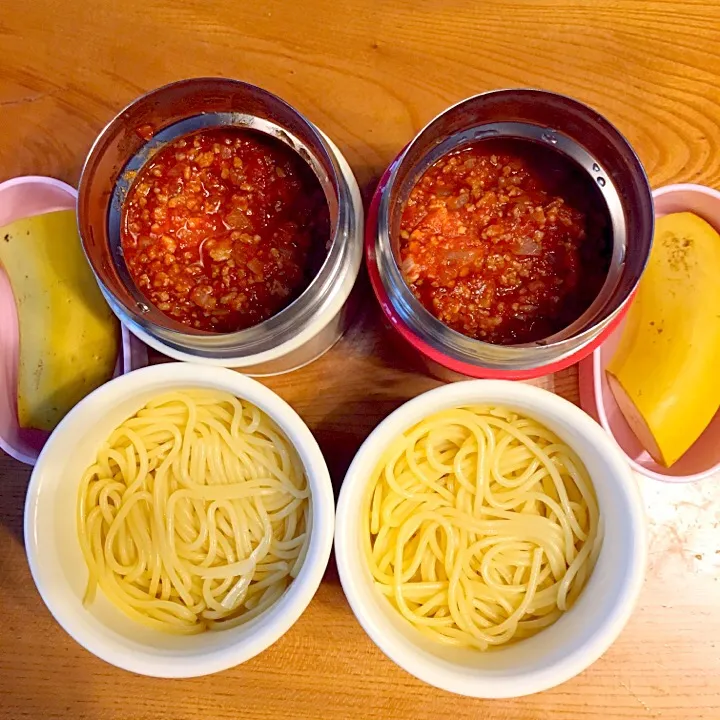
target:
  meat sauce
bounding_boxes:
[399,140,610,344]
[121,127,329,332]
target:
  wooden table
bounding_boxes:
[2,1,720,717]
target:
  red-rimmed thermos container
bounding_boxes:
[366,89,654,380]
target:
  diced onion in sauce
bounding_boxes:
[398,140,610,344]
[121,127,329,332]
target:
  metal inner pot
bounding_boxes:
[376,89,654,371]
[79,78,359,362]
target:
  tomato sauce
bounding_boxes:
[399,140,610,345]
[121,127,329,332]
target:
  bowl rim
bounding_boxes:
[23,363,335,677]
[334,380,647,698]
[652,182,720,202]
[0,174,78,196]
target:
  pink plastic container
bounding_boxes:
[0,176,148,465]
[579,184,720,482]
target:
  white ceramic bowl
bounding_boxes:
[335,381,647,698]
[24,363,334,677]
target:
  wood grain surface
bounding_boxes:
[1,1,720,718]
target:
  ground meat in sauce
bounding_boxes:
[121,127,329,332]
[399,140,610,345]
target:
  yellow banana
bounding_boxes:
[607,212,720,466]
[0,210,119,431]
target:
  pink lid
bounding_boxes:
[0,176,148,465]
[579,184,720,482]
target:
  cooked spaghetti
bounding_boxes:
[77,389,310,634]
[363,405,601,650]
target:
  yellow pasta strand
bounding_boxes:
[77,389,310,634]
[363,406,600,651]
